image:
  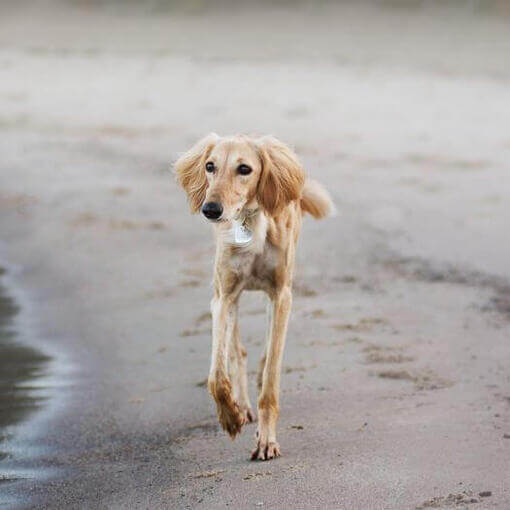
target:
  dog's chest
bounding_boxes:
[228,243,278,292]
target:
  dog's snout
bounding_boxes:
[202,201,223,220]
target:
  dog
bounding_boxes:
[175,134,334,460]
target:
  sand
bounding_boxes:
[0,1,509,508]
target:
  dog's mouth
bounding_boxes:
[203,215,228,223]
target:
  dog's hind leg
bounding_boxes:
[230,316,255,423]
[257,299,272,391]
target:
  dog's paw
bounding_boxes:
[217,400,246,439]
[243,407,256,424]
[210,377,246,439]
[250,440,280,461]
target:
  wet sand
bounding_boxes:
[0,266,59,507]
[0,1,510,508]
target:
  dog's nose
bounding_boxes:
[202,201,223,220]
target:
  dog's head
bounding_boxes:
[175,134,305,222]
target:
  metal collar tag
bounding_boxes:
[231,219,253,246]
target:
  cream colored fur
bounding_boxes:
[175,134,333,460]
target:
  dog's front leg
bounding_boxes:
[252,286,292,460]
[208,295,245,439]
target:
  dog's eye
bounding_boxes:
[237,164,252,175]
[205,161,215,173]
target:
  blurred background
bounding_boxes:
[0,1,509,508]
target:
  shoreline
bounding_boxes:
[0,256,73,508]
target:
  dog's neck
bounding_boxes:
[239,207,259,227]
[215,207,266,251]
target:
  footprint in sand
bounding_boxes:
[376,369,453,391]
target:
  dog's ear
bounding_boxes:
[175,133,219,213]
[256,136,305,216]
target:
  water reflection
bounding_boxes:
[0,267,51,481]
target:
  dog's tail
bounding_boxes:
[300,179,335,219]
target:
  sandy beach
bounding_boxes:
[0,1,509,508]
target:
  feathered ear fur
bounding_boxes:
[256,136,305,216]
[175,133,219,213]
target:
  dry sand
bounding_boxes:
[0,1,509,508]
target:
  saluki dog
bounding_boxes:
[175,134,333,460]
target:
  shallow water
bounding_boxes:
[0,267,52,485]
